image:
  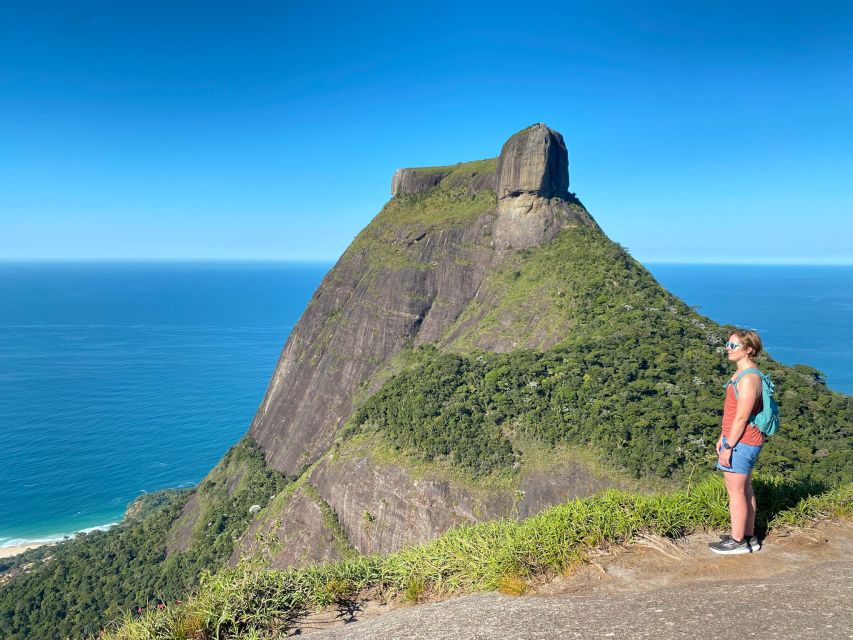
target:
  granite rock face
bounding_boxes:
[491,124,590,249]
[307,446,626,556]
[443,166,495,195]
[493,193,596,250]
[495,123,569,200]
[391,168,450,197]
[310,454,485,556]
[228,485,343,569]
[391,164,496,197]
[248,213,498,476]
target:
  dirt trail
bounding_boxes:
[293,522,853,639]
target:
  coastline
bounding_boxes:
[0,522,119,561]
[0,542,54,560]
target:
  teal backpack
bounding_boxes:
[728,367,780,436]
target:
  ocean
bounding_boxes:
[1,262,850,548]
[0,262,330,548]
[647,264,853,394]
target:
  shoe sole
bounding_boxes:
[710,546,752,555]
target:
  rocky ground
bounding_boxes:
[290,521,853,639]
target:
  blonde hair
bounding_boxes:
[729,328,763,358]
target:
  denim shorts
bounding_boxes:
[716,436,762,475]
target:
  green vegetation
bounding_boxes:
[0,438,288,640]
[345,226,852,486]
[102,477,853,640]
[165,438,287,560]
[442,226,687,349]
[403,157,497,177]
[340,160,497,273]
[348,340,850,485]
[301,484,359,560]
[382,186,496,229]
[322,182,496,290]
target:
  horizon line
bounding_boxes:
[2,258,852,267]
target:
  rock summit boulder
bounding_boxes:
[495,123,569,200]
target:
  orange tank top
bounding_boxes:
[721,380,765,446]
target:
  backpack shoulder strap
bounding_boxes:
[730,367,762,398]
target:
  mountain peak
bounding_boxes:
[390,124,570,201]
[496,123,569,200]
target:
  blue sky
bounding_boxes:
[1,1,851,263]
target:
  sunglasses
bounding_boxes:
[724,341,742,350]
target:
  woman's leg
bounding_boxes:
[745,473,757,537]
[723,471,749,541]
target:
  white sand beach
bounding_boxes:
[0,523,117,562]
[0,542,52,559]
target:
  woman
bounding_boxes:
[709,328,765,555]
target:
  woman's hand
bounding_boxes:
[718,447,733,468]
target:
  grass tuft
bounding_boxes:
[497,574,528,596]
[402,576,426,603]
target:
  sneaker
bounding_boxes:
[709,537,752,555]
[719,534,761,551]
